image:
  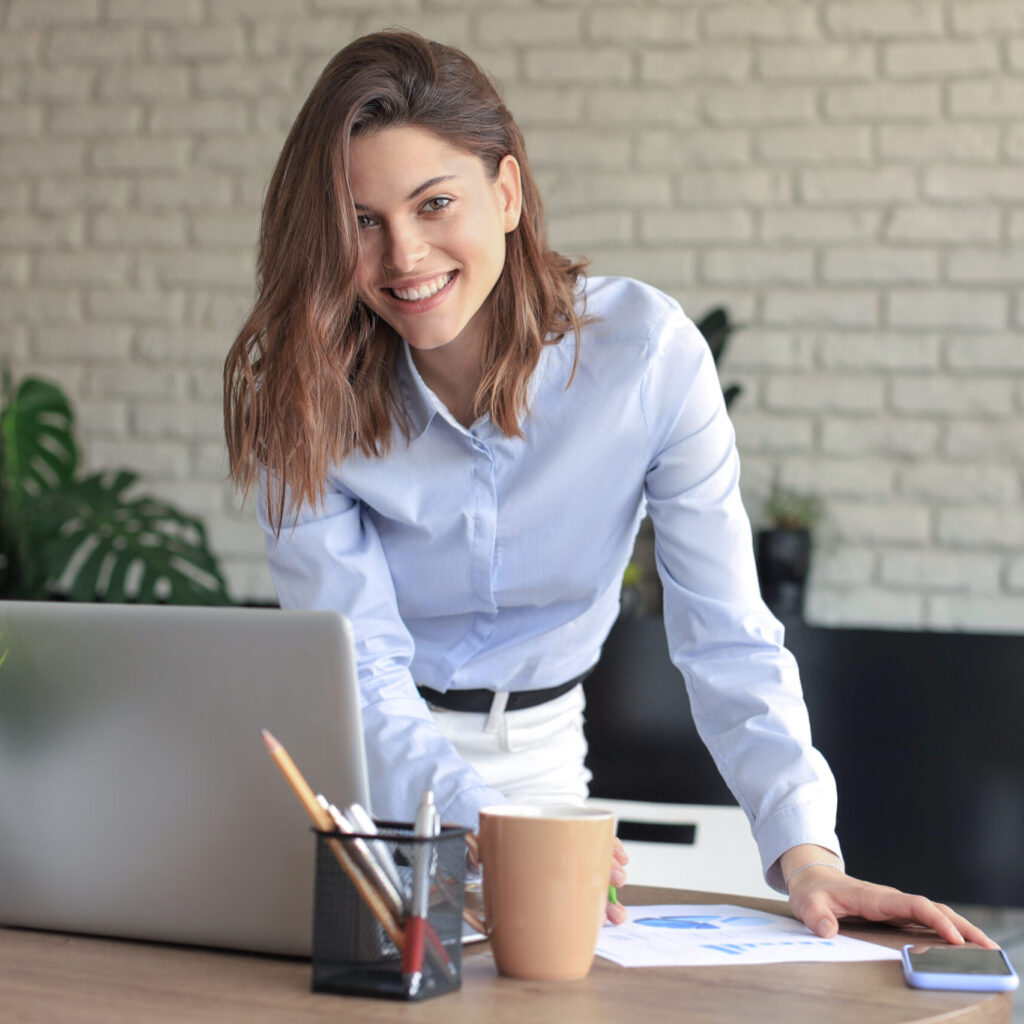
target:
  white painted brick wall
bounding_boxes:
[824,2,944,39]
[1,0,1021,631]
[880,549,1002,593]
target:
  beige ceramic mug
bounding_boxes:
[476,804,615,980]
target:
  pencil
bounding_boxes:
[259,728,405,952]
[260,729,334,830]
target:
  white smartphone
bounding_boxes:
[901,944,1019,992]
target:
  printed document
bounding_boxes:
[595,904,902,968]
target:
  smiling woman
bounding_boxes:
[224,30,583,534]
[222,29,995,949]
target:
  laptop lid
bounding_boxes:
[0,600,369,957]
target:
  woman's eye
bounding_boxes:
[356,214,378,230]
[423,196,452,213]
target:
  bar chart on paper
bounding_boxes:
[595,905,902,968]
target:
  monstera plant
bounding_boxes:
[0,370,231,605]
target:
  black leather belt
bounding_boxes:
[417,672,589,714]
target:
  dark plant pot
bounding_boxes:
[757,527,812,617]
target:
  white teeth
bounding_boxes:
[391,273,452,301]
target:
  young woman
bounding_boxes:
[225,29,993,945]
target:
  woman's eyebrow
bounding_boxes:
[406,174,458,200]
[354,174,459,212]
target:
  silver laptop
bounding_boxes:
[0,600,370,957]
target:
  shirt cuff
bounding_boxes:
[439,782,508,831]
[754,803,843,894]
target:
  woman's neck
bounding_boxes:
[410,334,485,429]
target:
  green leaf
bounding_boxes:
[0,376,78,595]
[0,376,78,498]
[696,307,744,412]
[696,307,731,365]
[35,471,232,606]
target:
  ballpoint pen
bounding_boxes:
[344,802,405,896]
[404,789,435,996]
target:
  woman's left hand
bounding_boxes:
[785,864,998,948]
[607,836,629,925]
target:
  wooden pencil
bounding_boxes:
[259,728,405,952]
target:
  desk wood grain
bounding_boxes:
[1,886,1010,1024]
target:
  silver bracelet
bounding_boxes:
[784,861,844,889]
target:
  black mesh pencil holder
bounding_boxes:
[311,823,468,1001]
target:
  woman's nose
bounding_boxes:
[384,221,428,273]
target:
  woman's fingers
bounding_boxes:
[861,891,1000,948]
[935,904,999,949]
[606,898,628,925]
[887,894,965,945]
[795,889,840,938]
[611,836,628,886]
[464,831,480,867]
[840,888,967,945]
[788,869,998,949]
[607,836,629,923]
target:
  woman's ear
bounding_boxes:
[496,154,522,233]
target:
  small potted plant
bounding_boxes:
[757,483,825,618]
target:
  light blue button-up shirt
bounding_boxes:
[260,276,840,889]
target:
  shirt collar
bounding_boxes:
[396,336,560,442]
[396,341,439,441]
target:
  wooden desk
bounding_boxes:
[1,887,1010,1024]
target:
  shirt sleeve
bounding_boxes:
[640,306,842,892]
[256,474,506,827]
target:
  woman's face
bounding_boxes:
[348,125,522,359]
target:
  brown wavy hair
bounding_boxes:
[224,29,587,535]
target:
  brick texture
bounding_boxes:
[1,0,1021,629]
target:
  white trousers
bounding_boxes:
[428,685,592,807]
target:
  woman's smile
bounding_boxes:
[387,270,456,303]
